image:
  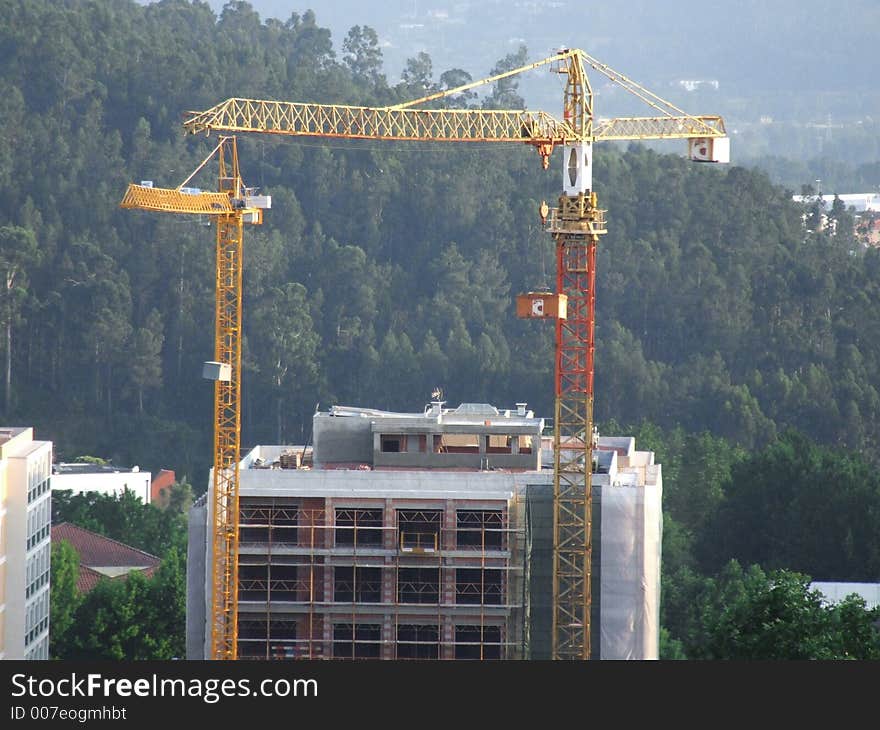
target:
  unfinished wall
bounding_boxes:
[186,497,207,660]
[313,414,373,466]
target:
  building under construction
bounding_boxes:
[186,401,662,660]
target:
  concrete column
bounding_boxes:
[443,499,456,552]
[442,615,454,659]
[322,610,332,659]
[384,498,396,659]
[323,497,335,609]
[324,497,334,547]
[383,612,394,660]
[384,498,395,550]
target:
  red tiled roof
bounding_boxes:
[52,523,160,569]
[76,565,107,594]
[53,523,161,594]
[150,469,176,504]
[75,564,158,594]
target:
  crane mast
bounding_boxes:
[209,139,245,661]
[177,48,726,660]
[546,52,604,660]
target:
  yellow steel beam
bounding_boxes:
[183,100,726,145]
[210,211,243,660]
[184,98,573,144]
[593,115,726,141]
[209,138,245,661]
[120,184,234,215]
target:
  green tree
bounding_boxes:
[659,626,687,660]
[129,309,164,414]
[58,546,186,660]
[52,490,187,558]
[700,430,880,580]
[686,561,880,660]
[439,68,477,108]
[483,45,529,109]
[0,225,39,413]
[342,25,384,85]
[400,52,437,95]
[49,539,82,659]
[166,479,194,514]
[249,282,319,443]
[144,548,186,659]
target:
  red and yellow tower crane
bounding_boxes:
[126,48,727,660]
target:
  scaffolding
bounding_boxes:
[233,499,526,660]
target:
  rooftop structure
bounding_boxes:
[150,469,176,506]
[312,401,543,471]
[51,462,151,504]
[186,402,662,660]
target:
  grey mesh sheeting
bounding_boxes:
[599,480,662,660]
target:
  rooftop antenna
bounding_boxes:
[428,386,445,417]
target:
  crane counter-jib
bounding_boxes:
[119,184,235,215]
[120,184,270,222]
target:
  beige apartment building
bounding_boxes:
[0,427,53,659]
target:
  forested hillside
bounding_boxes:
[1,0,879,483]
[8,0,879,660]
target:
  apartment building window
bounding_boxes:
[397,567,440,604]
[333,624,381,659]
[239,502,298,544]
[454,625,502,660]
[27,476,49,504]
[26,523,50,551]
[334,566,382,603]
[397,509,442,551]
[456,510,504,549]
[380,435,404,453]
[435,433,480,454]
[396,624,439,659]
[238,563,299,602]
[335,508,383,546]
[237,617,300,660]
[455,568,503,605]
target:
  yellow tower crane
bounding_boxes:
[138,48,725,660]
[120,136,269,661]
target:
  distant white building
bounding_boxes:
[677,79,720,92]
[811,582,880,609]
[51,463,151,504]
[791,193,880,213]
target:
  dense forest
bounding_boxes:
[4,1,879,658]
[3,0,880,475]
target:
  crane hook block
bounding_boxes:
[539,200,550,225]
